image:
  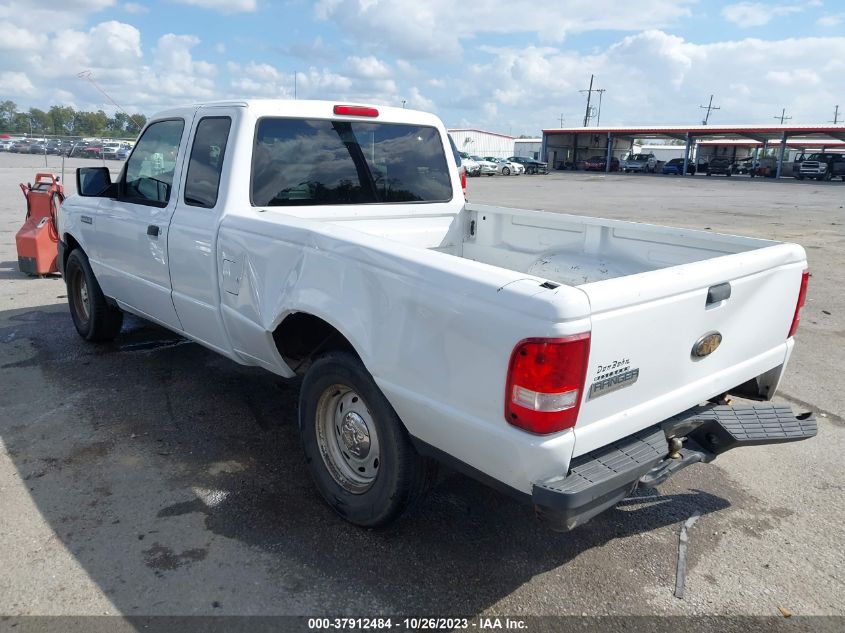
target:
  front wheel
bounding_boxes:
[299,351,435,527]
[65,249,123,342]
[502,167,510,176]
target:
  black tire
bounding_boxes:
[823,170,832,181]
[65,249,123,342]
[797,175,804,180]
[502,167,510,176]
[299,351,435,527]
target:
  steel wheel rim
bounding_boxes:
[315,384,380,494]
[72,268,90,324]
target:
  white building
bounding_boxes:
[448,128,515,159]
[513,138,542,159]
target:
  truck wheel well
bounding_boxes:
[63,233,81,268]
[273,313,358,373]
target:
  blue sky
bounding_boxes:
[1,0,843,134]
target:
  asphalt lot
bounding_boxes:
[0,152,843,619]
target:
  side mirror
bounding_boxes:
[76,167,113,197]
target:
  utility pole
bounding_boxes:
[559,114,565,127]
[401,99,406,109]
[595,89,606,126]
[580,74,594,127]
[699,94,720,125]
[831,105,841,124]
[774,108,792,124]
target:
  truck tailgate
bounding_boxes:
[573,242,806,457]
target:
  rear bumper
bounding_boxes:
[533,403,816,531]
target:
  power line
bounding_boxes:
[699,94,720,125]
[831,105,841,124]
[773,108,792,124]
[77,70,144,130]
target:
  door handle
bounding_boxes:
[147,225,160,237]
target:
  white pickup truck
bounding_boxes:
[58,100,816,531]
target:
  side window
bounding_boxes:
[184,117,232,208]
[123,119,185,206]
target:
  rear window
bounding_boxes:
[251,118,453,206]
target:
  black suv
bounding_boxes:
[506,156,548,174]
[706,157,732,176]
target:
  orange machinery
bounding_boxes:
[16,172,64,276]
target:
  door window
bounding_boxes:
[184,117,232,208]
[123,119,185,206]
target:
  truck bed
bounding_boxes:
[315,203,779,286]
[320,203,806,458]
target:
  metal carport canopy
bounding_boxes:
[541,124,845,176]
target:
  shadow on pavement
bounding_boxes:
[0,305,731,616]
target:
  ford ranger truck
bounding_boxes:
[58,100,816,531]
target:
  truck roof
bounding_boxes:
[149,99,443,129]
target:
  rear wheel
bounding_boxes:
[299,351,435,527]
[65,249,123,342]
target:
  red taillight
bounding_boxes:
[788,269,810,338]
[460,166,467,200]
[333,105,379,117]
[505,334,591,434]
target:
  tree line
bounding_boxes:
[0,101,147,138]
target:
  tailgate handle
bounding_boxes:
[706,282,731,305]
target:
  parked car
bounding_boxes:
[11,140,32,153]
[732,157,753,175]
[82,144,103,159]
[797,152,845,181]
[469,155,498,176]
[506,156,548,174]
[584,155,620,171]
[458,152,481,177]
[28,142,47,154]
[706,157,733,176]
[61,99,816,532]
[0,139,15,151]
[116,146,132,161]
[661,158,696,175]
[621,153,657,173]
[101,141,122,160]
[483,157,523,176]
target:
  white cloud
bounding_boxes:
[173,0,256,13]
[455,31,845,132]
[0,23,48,51]
[0,0,115,27]
[314,0,695,58]
[346,56,392,79]
[123,2,148,13]
[817,13,844,27]
[721,2,802,28]
[0,71,36,96]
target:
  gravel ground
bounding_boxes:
[0,153,843,620]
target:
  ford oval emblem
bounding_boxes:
[692,332,722,358]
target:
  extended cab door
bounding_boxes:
[94,117,190,331]
[168,109,238,353]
